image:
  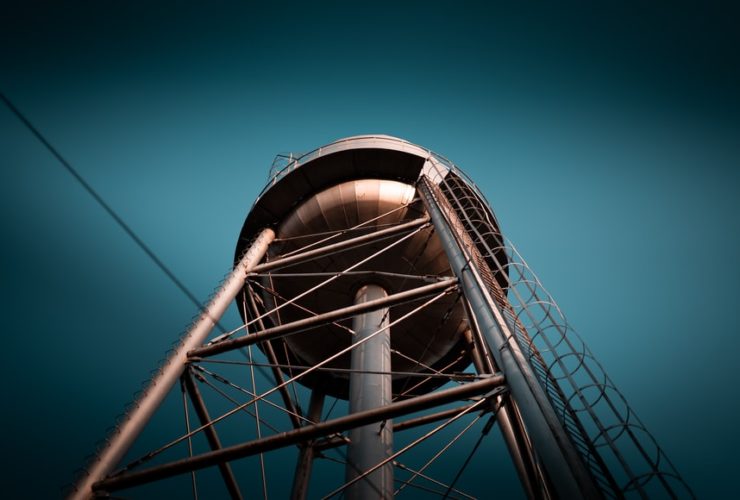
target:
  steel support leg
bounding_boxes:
[346,284,394,500]
[290,390,325,500]
[418,178,600,499]
[463,328,548,500]
[70,228,275,500]
[245,285,303,429]
[183,370,243,500]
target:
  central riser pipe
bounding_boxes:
[347,284,394,499]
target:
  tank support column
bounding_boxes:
[346,284,394,499]
[71,228,275,500]
[418,178,600,499]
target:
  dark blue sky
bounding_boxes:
[2,1,739,498]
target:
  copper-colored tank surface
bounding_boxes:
[234,136,489,399]
[256,179,468,398]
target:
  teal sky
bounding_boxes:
[2,1,739,498]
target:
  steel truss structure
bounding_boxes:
[70,136,692,499]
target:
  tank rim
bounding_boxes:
[235,134,501,265]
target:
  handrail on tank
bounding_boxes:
[254,135,499,225]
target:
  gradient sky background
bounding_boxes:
[2,1,739,498]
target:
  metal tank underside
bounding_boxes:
[234,138,502,399]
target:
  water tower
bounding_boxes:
[70,135,692,499]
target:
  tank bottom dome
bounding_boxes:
[244,178,472,399]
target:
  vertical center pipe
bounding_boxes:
[346,284,394,500]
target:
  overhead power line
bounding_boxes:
[0,91,223,331]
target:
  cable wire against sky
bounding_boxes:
[1,90,284,414]
[0,91,226,332]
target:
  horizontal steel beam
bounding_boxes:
[314,403,479,452]
[93,375,505,493]
[392,404,477,432]
[253,216,430,273]
[188,278,457,358]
